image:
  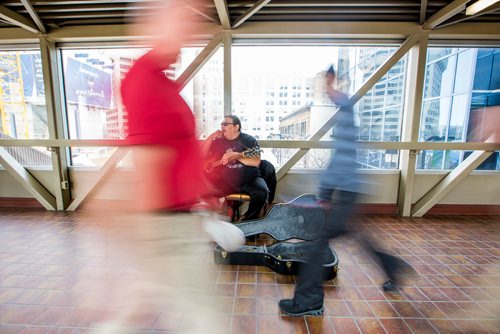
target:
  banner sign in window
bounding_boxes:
[65,57,112,109]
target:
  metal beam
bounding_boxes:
[175,33,224,90]
[223,33,232,116]
[19,0,46,33]
[0,27,37,42]
[12,22,493,43]
[411,150,493,217]
[232,0,271,29]
[420,0,428,24]
[186,3,218,23]
[1,139,499,151]
[0,4,40,34]
[67,147,129,211]
[232,21,420,39]
[397,34,428,217]
[276,33,419,181]
[40,37,71,210]
[214,0,231,29]
[349,33,420,105]
[435,3,500,29]
[422,0,471,30]
[0,147,56,210]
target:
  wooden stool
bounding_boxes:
[225,193,251,222]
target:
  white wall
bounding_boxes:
[1,168,499,207]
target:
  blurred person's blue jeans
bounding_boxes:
[293,190,405,308]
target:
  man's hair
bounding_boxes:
[226,114,242,131]
[326,65,336,77]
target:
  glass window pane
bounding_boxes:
[61,48,147,166]
[417,150,444,169]
[61,46,222,166]
[0,50,48,140]
[420,97,451,141]
[419,47,500,170]
[448,94,468,141]
[232,45,405,170]
[0,50,51,167]
[454,49,474,94]
[423,55,455,99]
[180,47,223,139]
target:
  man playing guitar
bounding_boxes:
[203,115,269,221]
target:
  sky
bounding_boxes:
[232,46,339,78]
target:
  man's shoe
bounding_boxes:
[278,299,324,316]
[382,280,398,292]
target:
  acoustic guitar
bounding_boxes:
[204,146,263,174]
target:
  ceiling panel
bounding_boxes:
[0,0,498,32]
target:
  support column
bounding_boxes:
[40,37,71,210]
[397,34,428,216]
[223,33,232,116]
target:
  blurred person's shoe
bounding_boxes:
[383,280,398,292]
[278,299,324,316]
[203,216,245,252]
[375,251,416,292]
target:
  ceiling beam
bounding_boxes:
[214,0,231,29]
[422,0,471,30]
[45,23,221,42]
[0,27,37,42]
[435,3,500,28]
[232,0,271,29]
[186,3,218,23]
[0,4,40,34]
[0,21,492,44]
[19,0,46,33]
[420,0,428,24]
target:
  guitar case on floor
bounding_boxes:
[214,194,339,280]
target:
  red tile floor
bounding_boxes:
[0,209,499,333]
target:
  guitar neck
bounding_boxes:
[205,148,260,173]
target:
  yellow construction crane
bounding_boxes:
[0,52,29,138]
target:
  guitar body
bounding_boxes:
[203,147,262,184]
[213,194,339,280]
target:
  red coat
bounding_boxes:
[121,50,205,211]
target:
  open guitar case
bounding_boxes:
[214,194,339,280]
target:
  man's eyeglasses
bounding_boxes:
[221,122,234,126]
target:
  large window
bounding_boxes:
[0,50,51,167]
[418,47,500,170]
[61,47,223,166]
[232,46,407,169]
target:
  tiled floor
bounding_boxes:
[0,208,499,333]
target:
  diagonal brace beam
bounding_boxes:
[232,0,271,29]
[0,147,56,210]
[66,147,129,211]
[0,4,40,34]
[19,0,46,33]
[213,0,231,29]
[435,3,500,29]
[422,0,471,30]
[411,150,493,217]
[276,34,420,181]
[175,33,224,90]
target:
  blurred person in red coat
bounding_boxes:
[92,1,243,333]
